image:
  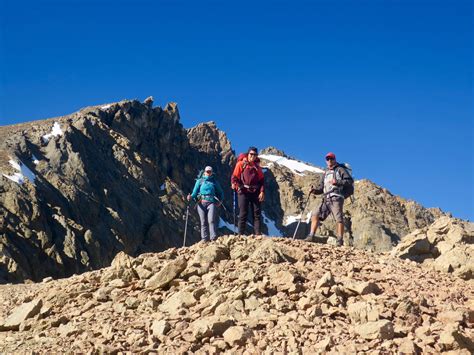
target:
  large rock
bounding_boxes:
[354,320,394,340]
[145,257,187,289]
[223,326,253,346]
[190,316,234,340]
[391,217,474,279]
[0,299,43,331]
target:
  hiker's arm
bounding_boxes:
[190,180,200,199]
[311,178,324,194]
[258,166,265,193]
[216,181,224,201]
[231,162,242,188]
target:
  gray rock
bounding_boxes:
[0,299,43,331]
[145,257,187,289]
[354,320,394,340]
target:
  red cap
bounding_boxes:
[325,152,336,159]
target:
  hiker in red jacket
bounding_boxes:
[231,147,265,235]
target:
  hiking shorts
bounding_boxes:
[312,197,344,223]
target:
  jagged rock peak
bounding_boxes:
[260,146,288,157]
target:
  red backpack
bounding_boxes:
[235,153,262,192]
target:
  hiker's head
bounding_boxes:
[325,152,336,168]
[204,166,213,176]
[247,147,258,162]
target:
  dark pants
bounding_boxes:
[238,192,261,235]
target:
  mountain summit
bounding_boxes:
[0,97,461,283]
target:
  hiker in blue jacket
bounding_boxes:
[187,166,224,243]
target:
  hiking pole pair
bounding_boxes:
[292,186,313,240]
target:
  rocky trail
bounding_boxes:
[1,235,472,354]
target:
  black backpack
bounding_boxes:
[337,163,354,199]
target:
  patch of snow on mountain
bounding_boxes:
[259,154,324,176]
[100,104,112,110]
[160,183,166,191]
[284,215,300,226]
[42,122,63,143]
[262,212,282,237]
[2,159,36,185]
[32,154,40,165]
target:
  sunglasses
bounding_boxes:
[326,157,335,161]
[248,152,258,156]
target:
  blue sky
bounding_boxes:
[1,0,472,220]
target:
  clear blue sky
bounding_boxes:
[1,0,472,220]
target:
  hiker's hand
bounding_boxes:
[258,191,265,202]
[186,194,191,201]
[331,179,337,185]
[231,183,238,190]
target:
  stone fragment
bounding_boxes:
[354,320,394,340]
[316,271,335,288]
[191,316,234,340]
[0,299,43,331]
[223,326,253,346]
[151,319,171,336]
[343,280,380,296]
[145,257,187,289]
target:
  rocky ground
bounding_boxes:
[1,236,472,354]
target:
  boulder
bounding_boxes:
[223,326,253,346]
[0,299,43,331]
[354,320,394,340]
[145,257,187,289]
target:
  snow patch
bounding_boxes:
[283,215,300,226]
[160,183,166,191]
[259,154,324,176]
[100,104,112,110]
[218,217,235,232]
[42,122,63,143]
[32,154,40,165]
[2,159,36,185]
[262,212,282,237]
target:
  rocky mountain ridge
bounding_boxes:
[0,97,457,283]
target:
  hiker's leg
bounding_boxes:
[197,203,209,241]
[207,203,217,241]
[251,192,262,235]
[332,198,345,244]
[238,193,248,235]
[310,215,320,235]
[337,222,344,239]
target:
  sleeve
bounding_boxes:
[257,166,265,193]
[190,180,201,199]
[216,181,224,201]
[231,161,243,186]
[313,177,324,194]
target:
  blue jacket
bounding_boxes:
[191,175,224,203]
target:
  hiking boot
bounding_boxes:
[336,238,343,246]
[304,234,315,242]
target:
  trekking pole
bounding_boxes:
[183,202,190,247]
[233,190,237,234]
[214,196,229,213]
[292,187,313,240]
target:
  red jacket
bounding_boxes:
[231,155,265,193]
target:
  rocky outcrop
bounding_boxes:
[0,236,472,353]
[0,100,234,283]
[391,216,474,280]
